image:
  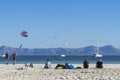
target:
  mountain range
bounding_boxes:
[0,45,120,55]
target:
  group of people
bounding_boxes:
[25,63,33,68]
[5,50,17,65]
[44,60,74,69]
[83,58,103,68]
[4,50,103,69]
[44,58,103,69]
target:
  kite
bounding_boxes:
[19,30,28,48]
[21,31,28,37]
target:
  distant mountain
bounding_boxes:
[99,45,120,55]
[0,45,120,55]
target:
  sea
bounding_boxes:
[0,55,120,64]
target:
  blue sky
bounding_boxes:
[0,0,120,48]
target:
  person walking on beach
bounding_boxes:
[12,50,17,65]
[5,51,9,65]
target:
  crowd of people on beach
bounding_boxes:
[44,58,103,69]
[4,50,103,69]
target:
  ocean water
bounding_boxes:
[0,55,120,64]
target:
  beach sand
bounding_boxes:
[0,64,120,80]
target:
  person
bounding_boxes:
[24,63,33,68]
[29,63,33,68]
[96,59,103,68]
[64,63,69,69]
[25,63,28,67]
[44,59,51,69]
[83,59,89,68]
[55,64,66,69]
[55,64,62,69]
[12,50,17,65]
[5,51,9,65]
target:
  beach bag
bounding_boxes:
[68,64,74,69]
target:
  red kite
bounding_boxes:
[21,31,28,37]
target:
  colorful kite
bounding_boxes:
[21,31,28,37]
[20,30,28,48]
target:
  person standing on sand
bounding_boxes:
[12,50,17,65]
[5,51,9,65]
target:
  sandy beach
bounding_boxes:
[0,64,119,80]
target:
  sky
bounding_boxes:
[0,0,120,48]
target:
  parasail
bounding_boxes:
[21,31,28,37]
